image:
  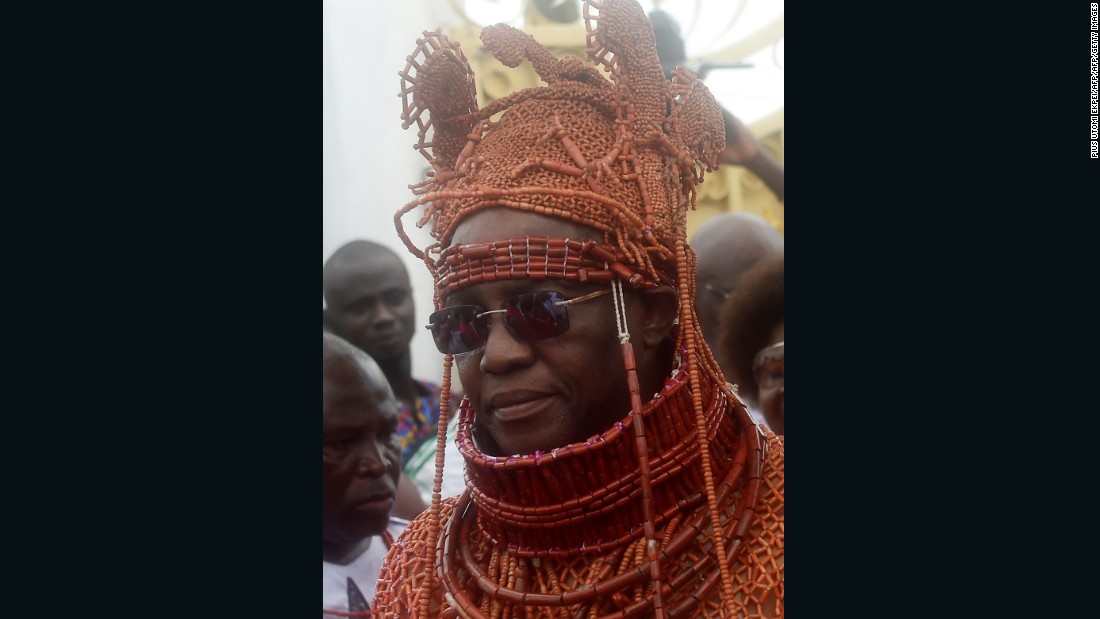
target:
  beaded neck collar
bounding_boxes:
[452,356,743,557]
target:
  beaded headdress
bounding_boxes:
[390,0,773,616]
[394,0,726,304]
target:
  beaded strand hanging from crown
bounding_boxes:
[379,0,783,617]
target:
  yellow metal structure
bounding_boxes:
[444,3,783,239]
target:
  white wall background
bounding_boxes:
[323,0,461,384]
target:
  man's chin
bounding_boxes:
[348,514,391,539]
[487,427,572,458]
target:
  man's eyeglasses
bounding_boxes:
[425,289,610,355]
[702,282,732,299]
[753,341,784,389]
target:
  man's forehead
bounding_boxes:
[445,278,596,306]
[331,264,406,285]
[322,398,399,427]
[330,251,406,276]
[692,215,783,275]
[694,244,771,284]
[323,366,398,416]
[325,262,409,296]
[325,242,407,280]
[323,341,396,397]
[450,208,603,246]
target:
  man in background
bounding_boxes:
[690,212,784,379]
[323,333,408,615]
[323,240,464,506]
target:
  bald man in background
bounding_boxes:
[323,333,408,615]
[691,212,784,380]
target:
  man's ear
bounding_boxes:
[636,285,679,350]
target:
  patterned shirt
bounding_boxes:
[395,380,446,470]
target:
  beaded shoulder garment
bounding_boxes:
[374,1,784,617]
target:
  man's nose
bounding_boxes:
[479,314,535,374]
[355,441,390,477]
[370,302,397,326]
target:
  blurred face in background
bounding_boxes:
[324,251,416,364]
[753,323,784,435]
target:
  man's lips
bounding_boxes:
[352,490,395,512]
[487,390,555,423]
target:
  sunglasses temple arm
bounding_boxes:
[555,289,612,307]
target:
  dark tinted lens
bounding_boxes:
[755,359,784,389]
[504,291,569,340]
[428,306,488,355]
[753,343,784,389]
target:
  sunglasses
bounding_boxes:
[425,289,611,355]
[753,341,784,389]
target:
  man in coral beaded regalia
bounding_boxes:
[373,1,783,616]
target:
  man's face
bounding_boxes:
[322,351,402,548]
[444,209,641,457]
[690,217,783,370]
[324,257,415,363]
[693,265,735,357]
